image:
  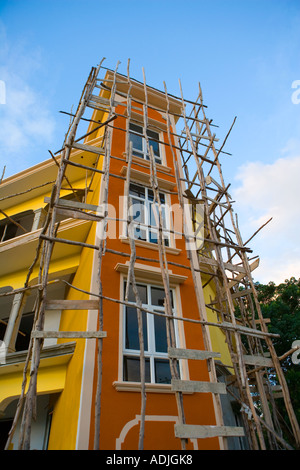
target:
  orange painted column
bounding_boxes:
[88,102,220,450]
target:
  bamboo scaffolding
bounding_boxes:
[177,80,300,448]
[3,59,299,451]
[163,80,229,449]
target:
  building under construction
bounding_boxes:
[0,59,299,451]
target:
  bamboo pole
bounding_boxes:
[142,68,187,450]
[94,59,120,450]
[123,61,147,450]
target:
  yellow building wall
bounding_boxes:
[47,170,103,449]
[203,280,233,370]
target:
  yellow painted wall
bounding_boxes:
[47,168,103,449]
[203,281,233,369]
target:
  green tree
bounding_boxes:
[255,277,300,442]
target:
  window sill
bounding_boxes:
[120,236,181,256]
[115,260,188,286]
[120,166,176,193]
[122,153,172,174]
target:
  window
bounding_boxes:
[123,282,177,384]
[128,183,170,247]
[129,123,162,165]
[0,210,34,242]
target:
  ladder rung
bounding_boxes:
[69,142,105,155]
[45,299,99,310]
[174,424,245,439]
[168,347,221,361]
[40,234,99,250]
[32,330,106,339]
[171,379,226,394]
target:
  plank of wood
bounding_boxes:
[242,355,274,368]
[198,255,247,274]
[55,207,103,222]
[32,330,107,339]
[171,379,226,394]
[227,258,260,288]
[89,94,118,108]
[209,287,254,306]
[45,299,99,310]
[44,196,104,214]
[174,424,244,439]
[221,321,279,339]
[168,347,221,361]
[230,288,253,299]
[182,130,219,142]
[69,142,105,155]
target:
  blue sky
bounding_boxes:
[0,0,300,284]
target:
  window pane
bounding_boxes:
[130,123,143,134]
[125,307,148,351]
[129,124,143,152]
[150,204,158,227]
[149,139,160,157]
[134,226,147,241]
[149,230,169,246]
[154,313,168,353]
[129,184,145,199]
[2,222,18,241]
[163,234,170,247]
[131,199,145,223]
[125,283,147,304]
[159,193,165,204]
[151,287,174,308]
[148,189,154,201]
[147,129,159,140]
[15,312,34,352]
[150,203,166,228]
[154,359,171,384]
[149,230,158,245]
[123,356,150,382]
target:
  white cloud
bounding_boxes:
[0,23,55,175]
[233,141,300,284]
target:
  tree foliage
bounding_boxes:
[255,277,300,434]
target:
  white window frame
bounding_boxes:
[129,122,162,165]
[122,281,179,385]
[128,183,171,247]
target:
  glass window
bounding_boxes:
[129,123,162,164]
[123,282,178,384]
[128,184,170,247]
[0,210,34,242]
